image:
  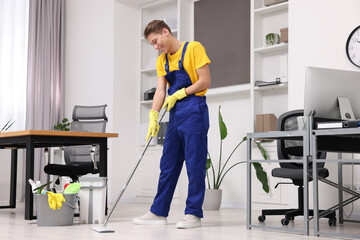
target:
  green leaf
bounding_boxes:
[253,140,268,160]
[206,158,212,171]
[218,106,227,140]
[252,162,269,193]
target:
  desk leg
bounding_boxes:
[338,153,343,224]
[25,140,35,220]
[312,141,320,236]
[303,157,309,234]
[10,149,17,208]
[99,139,107,177]
[99,139,108,215]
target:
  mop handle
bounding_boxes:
[101,108,167,227]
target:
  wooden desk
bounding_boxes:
[0,130,118,220]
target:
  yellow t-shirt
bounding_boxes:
[156,41,211,96]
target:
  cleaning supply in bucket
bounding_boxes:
[28,179,53,194]
[64,182,81,194]
[45,191,65,210]
[29,179,66,210]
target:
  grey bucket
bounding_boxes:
[35,193,77,226]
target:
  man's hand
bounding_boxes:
[146,110,160,142]
[162,88,187,112]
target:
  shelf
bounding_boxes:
[141,68,157,73]
[206,84,251,97]
[254,2,288,15]
[254,43,288,54]
[140,100,153,105]
[254,82,288,91]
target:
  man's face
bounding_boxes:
[147,28,170,54]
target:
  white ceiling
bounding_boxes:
[116,0,159,7]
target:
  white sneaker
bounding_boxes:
[133,211,167,225]
[176,214,201,229]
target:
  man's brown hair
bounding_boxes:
[144,20,172,39]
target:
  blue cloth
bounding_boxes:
[150,42,209,218]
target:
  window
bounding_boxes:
[0,0,29,131]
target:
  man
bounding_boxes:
[133,20,211,229]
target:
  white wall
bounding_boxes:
[65,0,114,119]
[65,0,141,203]
[112,1,140,200]
[288,0,360,110]
[206,93,252,208]
[64,0,116,196]
[289,0,360,214]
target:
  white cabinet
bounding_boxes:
[136,146,163,198]
[251,0,289,129]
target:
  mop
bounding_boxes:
[91,108,167,233]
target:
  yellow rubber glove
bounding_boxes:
[146,110,159,142]
[46,192,65,210]
[162,88,187,112]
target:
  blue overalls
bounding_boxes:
[150,42,209,218]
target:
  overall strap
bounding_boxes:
[165,54,170,74]
[178,42,189,70]
[164,42,189,73]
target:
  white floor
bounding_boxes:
[0,201,358,240]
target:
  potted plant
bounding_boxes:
[203,106,269,210]
[265,33,280,46]
[54,118,70,131]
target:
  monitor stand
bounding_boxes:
[338,97,355,120]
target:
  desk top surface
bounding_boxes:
[0,130,118,138]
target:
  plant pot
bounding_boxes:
[203,189,222,210]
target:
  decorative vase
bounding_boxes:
[203,189,222,210]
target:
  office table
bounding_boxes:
[246,129,311,235]
[311,127,360,239]
[0,130,118,220]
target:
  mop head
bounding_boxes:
[91,225,114,233]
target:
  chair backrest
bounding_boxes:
[277,109,326,169]
[64,105,107,167]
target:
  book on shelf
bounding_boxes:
[316,120,360,129]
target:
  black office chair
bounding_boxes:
[44,105,108,182]
[257,109,336,226]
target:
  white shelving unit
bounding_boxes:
[251,0,289,130]
[250,0,290,207]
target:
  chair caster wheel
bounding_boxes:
[289,216,295,221]
[258,215,266,222]
[281,218,289,226]
[328,217,336,226]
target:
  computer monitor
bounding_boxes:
[304,67,360,119]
